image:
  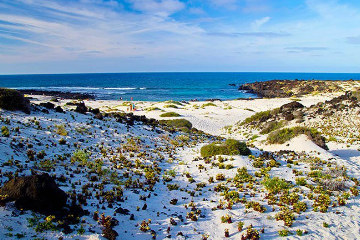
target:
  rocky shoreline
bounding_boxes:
[19,89,95,100]
[238,79,359,98]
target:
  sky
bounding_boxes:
[0,0,360,74]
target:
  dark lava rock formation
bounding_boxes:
[0,174,67,214]
[0,88,30,113]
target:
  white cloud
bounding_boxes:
[0,0,203,64]
[251,16,270,30]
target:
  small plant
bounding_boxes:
[295,177,307,186]
[262,177,291,194]
[278,229,291,237]
[139,219,151,232]
[55,124,68,136]
[350,186,359,196]
[167,183,179,191]
[323,222,329,228]
[237,221,244,231]
[71,150,89,165]
[245,201,266,213]
[1,126,9,137]
[241,225,260,240]
[216,173,225,181]
[275,207,295,227]
[313,194,331,213]
[296,229,305,236]
[224,228,229,238]
[221,214,232,223]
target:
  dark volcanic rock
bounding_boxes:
[0,88,30,113]
[75,102,88,114]
[18,89,95,100]
[40,102,55,109]
[280,101,304,112]
[0,174,67,214]
[55,106,64,113]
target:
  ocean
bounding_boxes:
[0,72,359,101]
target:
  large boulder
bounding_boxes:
[75,102,88,114]
[280,101,304,112]
[0,174,67,214]
[0,88,30,113]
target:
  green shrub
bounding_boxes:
[241,108,280,125]
[200,139,251,157]
[275,207,295,227]
[0,88,30,113]
[201,103,217,108]
[71,150,89,165]
[55,124,68,136]
[145,107,161,111]
[260,120,286,134]
[1,126,10,137]
[267,126,327,149]
[278,229,291,237]
[160,119,192,130]
[262,177,291,194]
[163,104,178,108]
[167,183,179,191]
[295,177,307,186]
[160,112,181,117]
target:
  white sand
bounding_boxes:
[2,92,358,239]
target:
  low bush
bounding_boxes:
[262,177,291,194]
[1,126,9,137]
[160,112,181,117]
[267,126,327,149]
[71,150,89,165]
[160,119,192,130]
[163,104,178,109]
[55,124,68,136]
[260,120,286,134]
[200,139,251,157]
[202,103,217,108]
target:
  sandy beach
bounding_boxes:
[0,83,357,239]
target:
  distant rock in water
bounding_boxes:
[0,88,30,113]
[0,173,67,214]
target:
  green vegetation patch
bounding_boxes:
[267,126,327,149]
[163,104,179,109]
[260,120,286,134]
[262,177,291,194]
[160,112,181,117]
[200,139,251,157]
[160,119,192,130]
[201,102,217,108]
[241,108,280,125]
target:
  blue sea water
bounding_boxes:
[0,72,359,101]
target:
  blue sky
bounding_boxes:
[0,0,360,74]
